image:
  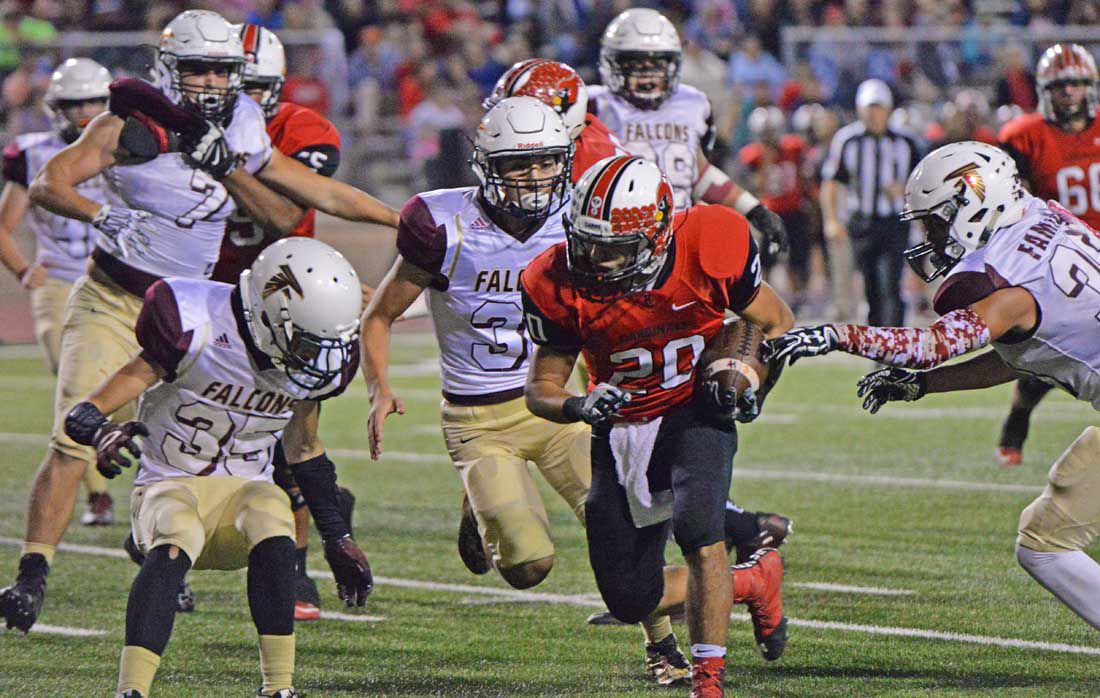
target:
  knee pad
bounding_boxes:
[479,502,554,569]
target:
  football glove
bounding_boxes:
[182,120,237,180]
[92,421,149,478]
[323,535,373,607]
[766,325,839,366]
[91,205,154,259]
[746,204,789,257]
[564,383,631,425]
[856,367,927,414]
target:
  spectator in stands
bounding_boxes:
[995,43,1037,111]
[405,80,465,189]
[0,5,56,80]
[247,0,285,30]
[683,0,740,58]
[728,33,786,98]
[821,79,921,327]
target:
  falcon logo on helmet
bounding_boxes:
[157,10,247,125]
[240,238,362,390]
[1036,43,1099,126]
[599,8,682,110]
[470,96,574,223]
[901,141,1026,282]
[565,155,675,301]
[484,59,589,140]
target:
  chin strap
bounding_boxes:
[835,308,992,370]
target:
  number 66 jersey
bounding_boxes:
[396,187,569,400]
[132,277,356,486]
[934,196,1100,409]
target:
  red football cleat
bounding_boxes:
[995,447,1022,467]
[732,547,787,661]
[294,600,321,621]
[689,656,725,698]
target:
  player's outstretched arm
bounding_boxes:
[28,112,121,222]
[255,149,399,228]
[220,166,306,238]
[0,181,39,288]
[857,350,1020,414]
[361,255,432,459]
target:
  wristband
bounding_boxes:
[65,401,110,446]
[562,396,586,423]
[733,190,761,215]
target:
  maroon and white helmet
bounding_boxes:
[484,59,589,140]
[564,155,675,301]
[471,96,574,222]
[1036,43,1099,125]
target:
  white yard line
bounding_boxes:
[318,611,386,622]
[789,582,914,596]
[24,623,108,637]
[4,538,1096,656]
[0,433,1044,494]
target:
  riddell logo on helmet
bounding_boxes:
[516,142,544,148]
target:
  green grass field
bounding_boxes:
[2,332,1099,697]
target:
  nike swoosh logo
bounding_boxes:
[672,301,696,311]
[458,434,478,444]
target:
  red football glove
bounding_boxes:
[323,535,373,607]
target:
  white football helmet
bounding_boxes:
[471,96,574,222]
[239,238,362,390]
[748,106,786,143]
[158,10,246,124]
[43,57,111,142]
[1036,43,1099,125]
[239,23,285,119]
[564,155,675,301]
[900,141,1027,281]
[484,59,589,140]
[599,8,682,110]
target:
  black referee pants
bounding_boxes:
[850,216,909,327]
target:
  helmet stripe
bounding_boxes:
[580,156,634,220]
[242,24,259,55]
[504,58,549,96]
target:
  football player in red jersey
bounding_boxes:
[992,43,1100,467]
[483,58,624,183]
[523,156,794,698]
[215,24,353,621]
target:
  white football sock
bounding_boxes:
[1016,544,1100,630]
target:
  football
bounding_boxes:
[698,318,769,403]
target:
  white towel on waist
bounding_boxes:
[609,417,673,528]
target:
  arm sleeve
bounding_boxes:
[835,309,992,369]
[135,280,193,381]
[2,141,28,187]
[395,195,449,290]
[727,234,763,313]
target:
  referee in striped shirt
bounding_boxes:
[820,79,921,327]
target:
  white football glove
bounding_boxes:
[91,205,154,259]
[183,120,237,180]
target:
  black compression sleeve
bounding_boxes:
[291,453,349,541]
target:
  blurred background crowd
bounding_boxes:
[2,0,1098,320]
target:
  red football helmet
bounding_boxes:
[564,155,675,301]
[484,59,588,139]
[1036,43,1099,125]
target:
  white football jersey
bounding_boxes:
[398,187,568,397]
[947,196,1100,410]
[100,96,272,279]
[133,277,351,486]
[588,84,711,210]
[5,132,103,282]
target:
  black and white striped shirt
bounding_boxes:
[821,121,921,219]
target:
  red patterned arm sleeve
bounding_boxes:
[834,309,992,369]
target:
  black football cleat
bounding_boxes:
[734,513,792,564]
[257,688,300,697]
[645,633,691,685]
[0,553,49,633]
[116,690,146,698]
[177,579,196,613]
[585,610,629,626]
[457,494,491,575]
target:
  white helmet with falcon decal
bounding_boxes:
[901,141,1027,281]
[239,238,362,390]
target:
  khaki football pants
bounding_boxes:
[1018,426,1100,553]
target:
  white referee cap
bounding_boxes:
[856,79,893,110]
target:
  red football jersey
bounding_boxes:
[999,112,1100,229]
[572,114,625,184]
[738,134,807,215]
[212,102,342,283]
[522,204,761,422]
